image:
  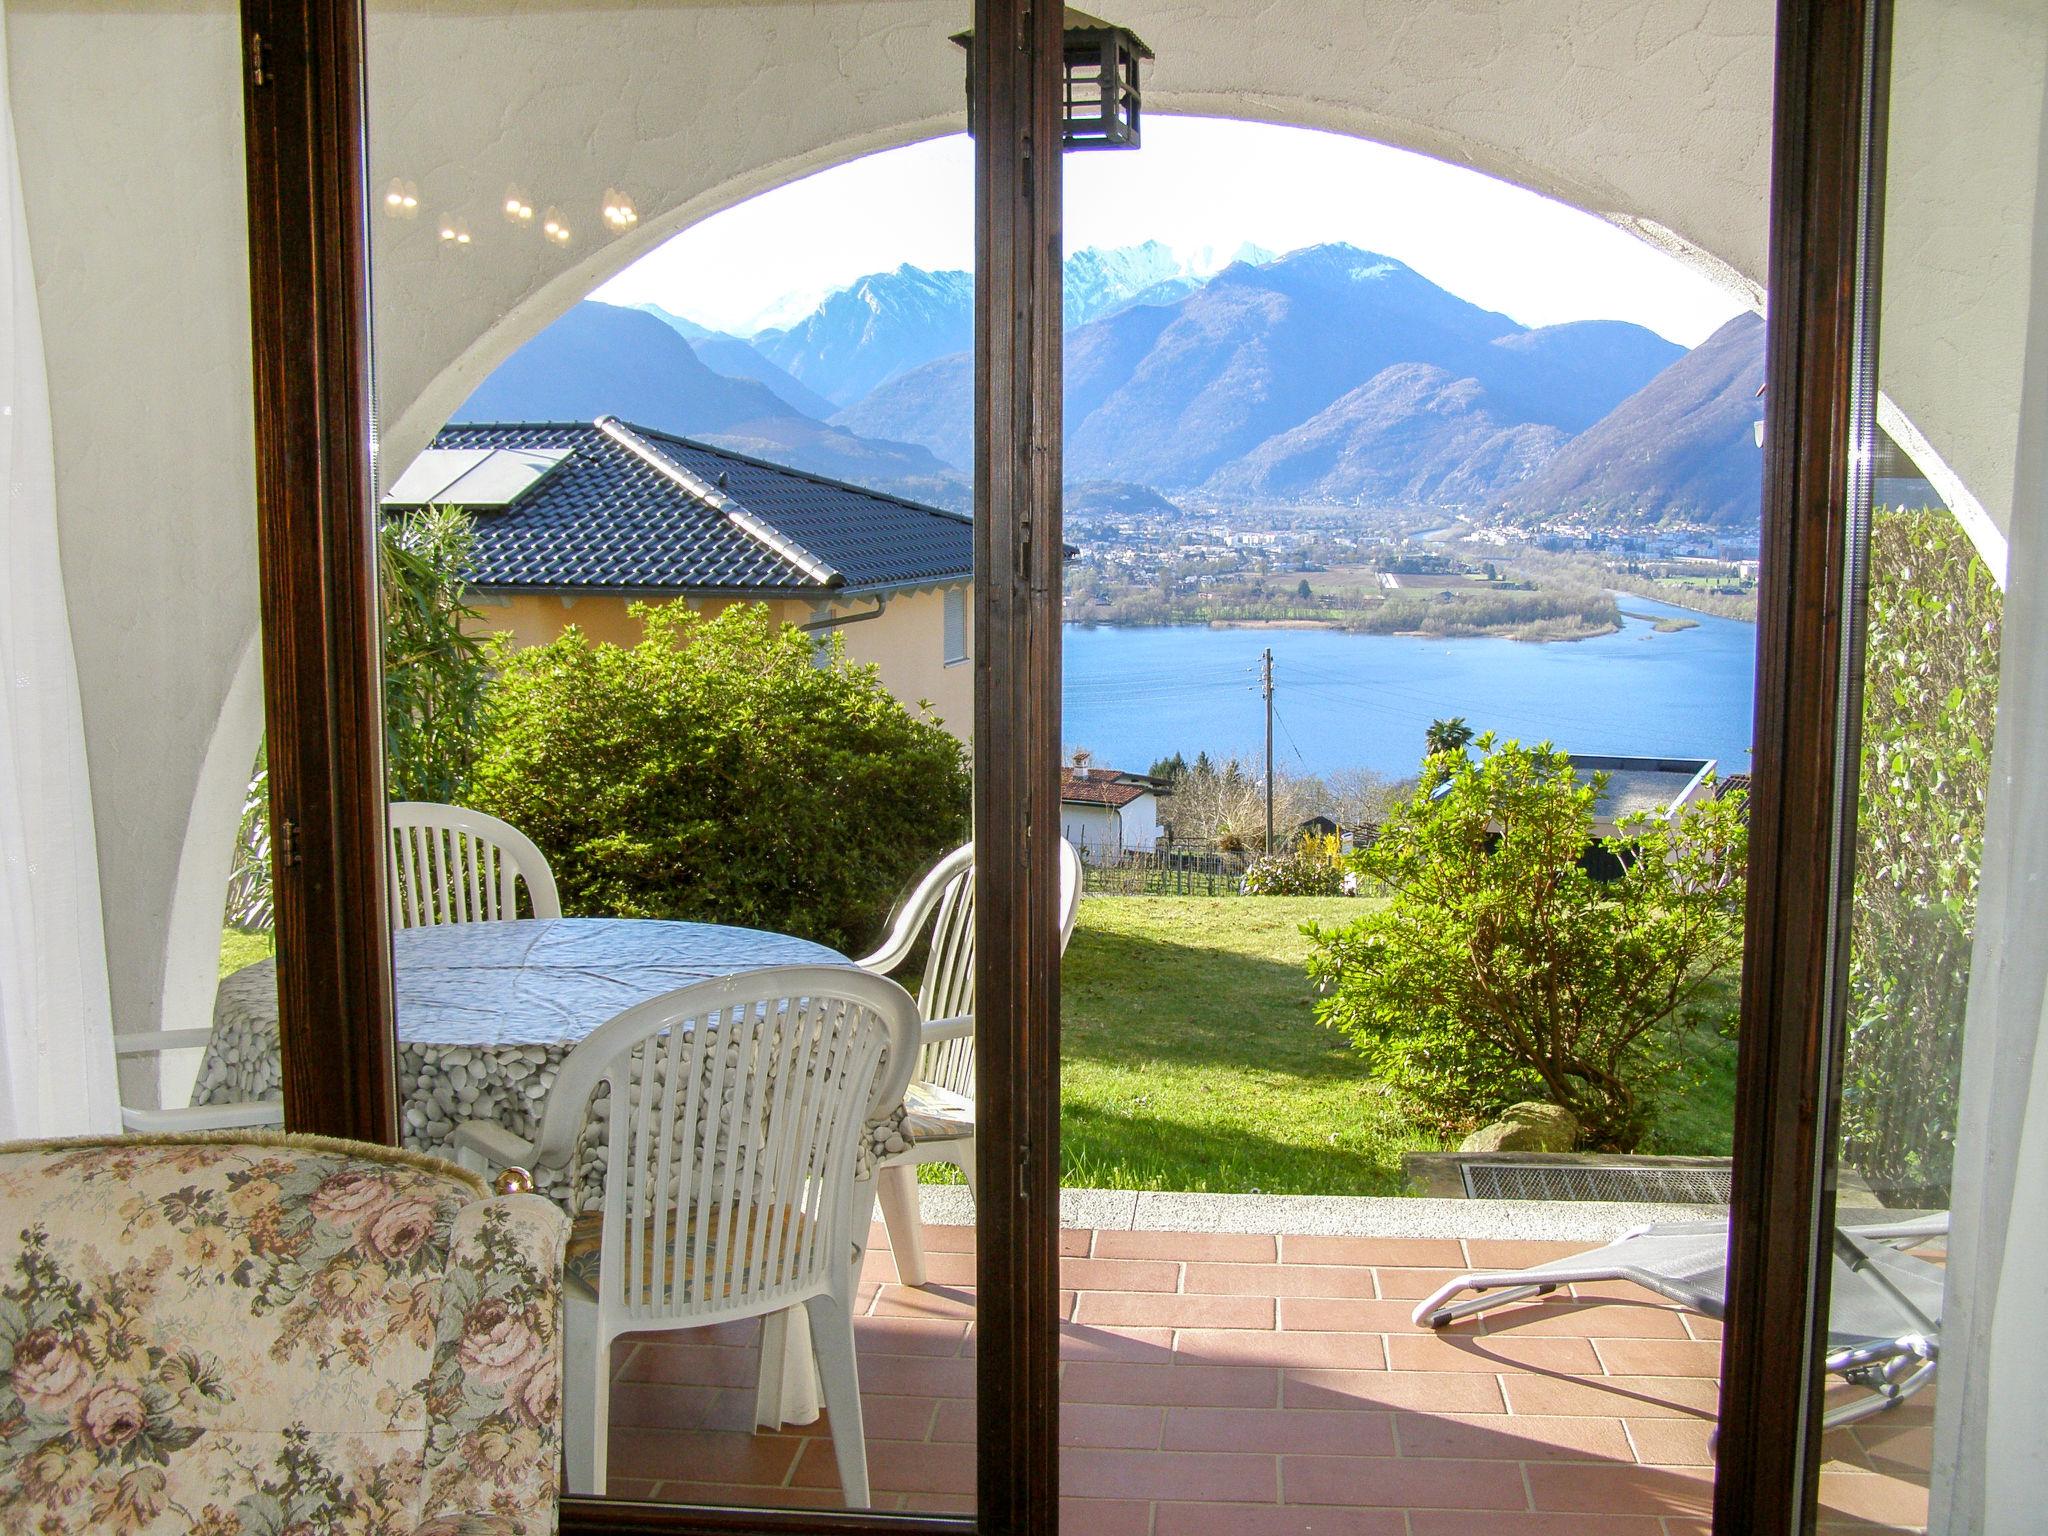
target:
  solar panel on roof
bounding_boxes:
[382,447,572,510]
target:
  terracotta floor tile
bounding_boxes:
[1281,1453,1529,1509]
[1162,1405,1394,1456]
[1155,1503,1408,1536]
[1075,1291,1275,1329]
[1064,1360,1282,1408]
[654,1481,856,1511]
[1372,1267,1467,1300]
[605,1425,803,1485]
[1063,1446,1279,1502]
[1386,1332,1602,1375]
[1816,1468,1931,1528]
[1060,1497,1155,1536]
[603,1476,663,1501]
[1061,1228,1096,1256]
[896,1251,978,1287]
[1462,1239,1600,1267]
[1474,1300,1693,1339]
[870,1283,979,1320]
[1622,1416,1716,1466]
[1502,1373,1719,1419]
[854,1351,975,1398]
[1592,1338,1726,1378]
[1284,1368,1506,1414]
[1280,1296,1438,1332]
[1853,1418,1932,1475]
[1525,1461,1714,1516]
[1175,1328,1386,1369]
[1394,1409,1633,1461]
[1283,1235,1465,1268]
[613,1341,761,1388]
[789,1436,976,1495]
[1682,1314,1725,1342]
[1408,1514,1666,1536]
[855,1317,971,1356]
[1186,1261,1376,1298]
[918,1224,979,1253]
[606,1380,751,1432]
[1055,1403,1168,1450]
[1063,1256,1183,1292]
[1060,1323,1177,1363]
[1094,1230,1278,1263]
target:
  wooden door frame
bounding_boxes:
[1713,0,1891,1530]
[238,0,1892,1532]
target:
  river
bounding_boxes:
[1061,595,1757,781]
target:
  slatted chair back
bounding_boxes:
[860,839,1084,1101]
[531,967,916,1327]
[388,801,562,928]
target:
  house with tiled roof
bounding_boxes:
[383,417,975,736]
[1059,754,1168,858]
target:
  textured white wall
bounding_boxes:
[7,2,257,1049]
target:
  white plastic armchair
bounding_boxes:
[388,801,561,928]
[112,1029,287,1134]
[448,966,918,1507]
[858,837,1083,1285]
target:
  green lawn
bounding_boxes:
[1056,896,1444,1195]
[1050,895,1740,1194]
[220,927,275,978]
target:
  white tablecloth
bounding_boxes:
[198,918,912,1207]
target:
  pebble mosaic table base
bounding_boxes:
[198,918,917,1212]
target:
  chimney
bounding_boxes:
[1071,749,1091,781]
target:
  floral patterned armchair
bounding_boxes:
[0,1132,569,1536]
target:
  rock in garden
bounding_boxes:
[1459,1101,1580,1153]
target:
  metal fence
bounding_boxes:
[1074,844,1251,897]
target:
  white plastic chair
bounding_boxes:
[112,1030,285,1134]
[858,837,1083,1285]
[450,965,917,1506]
[387,801,561,928]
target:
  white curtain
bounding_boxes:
[1929,66,2048,1536]
[0,8,118,1141]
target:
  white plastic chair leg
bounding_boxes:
[951,1139,977,1199]
[806,1287,870,1508]
[563,1290,606,1496]
[754,1305,822,1429]
[876,1163,928,1287]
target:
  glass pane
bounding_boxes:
[1057,119,1764,1531]
[363,3,976,1512]
[1814,2,2048,1529]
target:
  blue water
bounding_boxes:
[1062,595,1757,780]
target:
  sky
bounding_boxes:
[593,117,1749,347]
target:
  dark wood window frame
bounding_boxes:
[237,0,1887,1532]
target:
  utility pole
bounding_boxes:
[1262,647,1275,855]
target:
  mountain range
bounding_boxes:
[461,241,1766,531]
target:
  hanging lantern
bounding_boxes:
[954,9,1151,151]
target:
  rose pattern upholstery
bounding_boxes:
[0,1134,569,1536]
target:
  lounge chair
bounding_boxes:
[1411,1212,1945,1429]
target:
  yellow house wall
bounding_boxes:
[472,583,974,742]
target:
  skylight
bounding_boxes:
[382,446,571,510]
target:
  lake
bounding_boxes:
[1062,595,1757,781]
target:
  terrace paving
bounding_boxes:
[598,1218,1932,1533]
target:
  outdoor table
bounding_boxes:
[196,917,906,1203]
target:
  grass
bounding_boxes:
[1054,896,1444,1195]
[220,927,275,978]
[1044,895,1741,1194]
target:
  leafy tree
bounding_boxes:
[382,506,490,802]
[1307,737,1747,1149]
[468,601,969,953]
[1296,579,1313,600]
[1424,716,1474,759]
[1148,752,1189,784]
[1841,506,2001,1205]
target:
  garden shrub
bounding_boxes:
[1842,505,2001,1206]
[1306,737,1747,1150]
[1243,835,1349,896]
[382,506,490,803]
[468,601,970,953]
